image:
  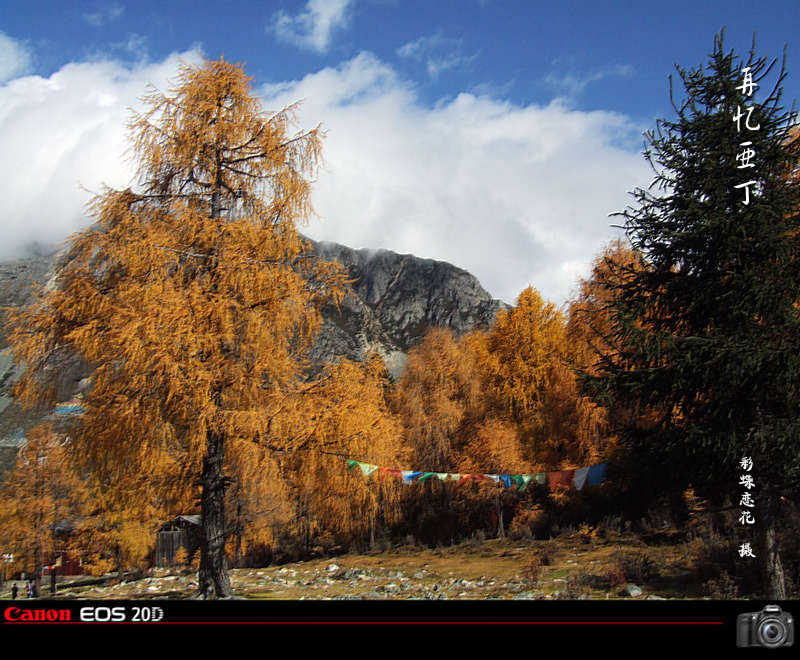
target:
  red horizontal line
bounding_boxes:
[3,620,726,626]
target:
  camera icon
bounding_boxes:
[737,605,794,648]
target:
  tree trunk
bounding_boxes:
[496,493,505,540]
[234,498,242,568]
[369,515,375,550]
[199,430,232,598]
[115,543,123,583]
[33,546,42,598]
[760,496,786,600]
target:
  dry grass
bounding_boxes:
[37,531,707,600]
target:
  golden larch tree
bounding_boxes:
[0,424,85,597]
[225,437,292,566]
[8,58,351,597]
[392,328,486,470]
[279,356,407,552]
[566,240,659,441]
[481,286,608,468]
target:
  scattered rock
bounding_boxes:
[622,584,643,598]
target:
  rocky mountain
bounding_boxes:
[0,238,507,472]
[307,239,507,376]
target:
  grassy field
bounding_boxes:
[8,527,734,600]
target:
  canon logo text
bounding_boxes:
[4,607,72,622]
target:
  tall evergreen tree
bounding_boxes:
[587,32,800,598]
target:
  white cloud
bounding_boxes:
[270,0,354,53]
[0,32,33,83]
[545,64,635,99]
[397,33,477,79]
[0,49,204,259]
[112,33,149,61]
[84,3,126,28]
[260,53,650,305]
[0,48,650,306]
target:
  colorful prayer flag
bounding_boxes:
[587,463,606,486]
[340,456,608,493]
[548,469,575,492]
[401,471,423,484]
[573,466,590,491]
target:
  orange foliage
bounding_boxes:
[225,438,291,565]
[0,424,85,590]
[278,357,406,551]
[458,417,530,474]
[478,286,608,469]
[567,240,665,435]
[567,239,649,375]
[5,58,377,595]
[392,328,485,470]
[481,287,566,426]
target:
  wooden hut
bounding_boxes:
[155,515,201,567]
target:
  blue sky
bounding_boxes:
[1,1,799,304]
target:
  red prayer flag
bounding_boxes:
[548,469,575,491]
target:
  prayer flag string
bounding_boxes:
[344,458,606,492]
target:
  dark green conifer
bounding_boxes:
[588,31,800,598]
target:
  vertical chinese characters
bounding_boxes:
[738,455,756,559]
[733,67,761,205]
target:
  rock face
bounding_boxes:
[0,237,507,465]
[307,239,507,377]
[0,257,54,345]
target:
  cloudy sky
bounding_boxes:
[1,1,799,305]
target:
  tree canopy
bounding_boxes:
[8,57,357,597]
[585,32,800,597]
